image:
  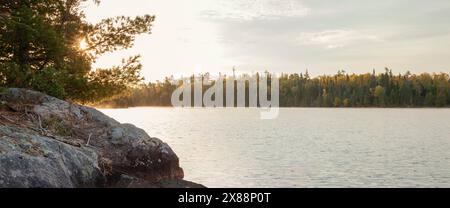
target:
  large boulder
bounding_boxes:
[0,125,102,188]
[0,88,203,188]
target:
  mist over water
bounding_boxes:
[100,108,450,187]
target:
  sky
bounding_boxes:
[83,0,450,81]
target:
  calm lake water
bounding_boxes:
[100,108,450,187]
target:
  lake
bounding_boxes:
[100,108,450,187]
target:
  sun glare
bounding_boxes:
[79,39,88,50]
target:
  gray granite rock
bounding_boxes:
[0,126,102,188]
[0,88,198,188]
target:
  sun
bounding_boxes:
[79,38,88,50]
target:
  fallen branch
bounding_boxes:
[49,135,82,147]
[86,133,92,146]
[0,115,15,123]
[37,114,45,134]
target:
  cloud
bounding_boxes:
[297,29,381,49]
[202,0,310,21]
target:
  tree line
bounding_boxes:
[95,69,450,108]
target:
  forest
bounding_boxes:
[96,69,450,108]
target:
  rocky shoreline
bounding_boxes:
[0,88,204,188]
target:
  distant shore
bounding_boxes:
[94,105,450,109]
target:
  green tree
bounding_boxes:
[0,0,154,103]
[343,98,350,107]
[333,97,341,107]
[374,85,385,106]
